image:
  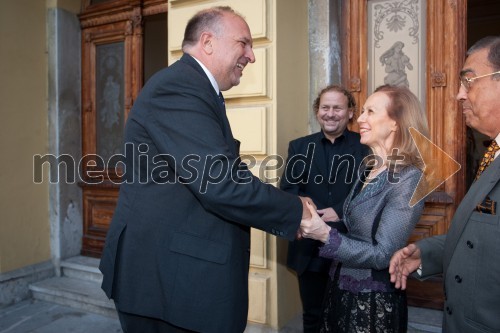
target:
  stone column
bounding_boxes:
[47,8,82,274]
[308,0,342,133]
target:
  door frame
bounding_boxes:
[340,0,467,308]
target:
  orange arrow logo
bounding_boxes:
[409,127,461,206]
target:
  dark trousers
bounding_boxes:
[117,308,198,333]
[298,270,330,333]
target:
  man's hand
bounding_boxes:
[317,207,340,222]
[299,202,331,243]
[299,196,316,220]
[389,243,422,290]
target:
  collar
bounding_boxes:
[320,129,347,144]
[191,55,220,94]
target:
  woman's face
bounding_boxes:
[357,92,398,154]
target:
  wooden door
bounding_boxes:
[79,0,167,257]
[341,0,467,309]
[80,20,134,256]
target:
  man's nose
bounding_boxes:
[246,48,256,63]
[325,109,336,117]
[456,83,467,101]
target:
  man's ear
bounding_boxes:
[199,32,214,55]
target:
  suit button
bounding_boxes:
[446,306,452,315]
[455,275,462,283]
[467,241,474,249]
[247,248,251,253]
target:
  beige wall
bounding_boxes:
[275,0,310,157]
[274,1,309,326]
[0,0,51,273]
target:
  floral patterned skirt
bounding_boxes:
[318,278,407,333]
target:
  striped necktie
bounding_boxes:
[475,140,499,180]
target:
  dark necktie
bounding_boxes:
[218,91,225,106]
[475,140,499,180]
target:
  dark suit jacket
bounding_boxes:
[99,54,302,333]
[280,131,368,275]
[418,156,500,332]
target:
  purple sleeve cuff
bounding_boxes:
[318,228,342,259]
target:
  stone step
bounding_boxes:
[29,276,117,318]
[61,255,103,284]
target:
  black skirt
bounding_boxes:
[318,277,408,333]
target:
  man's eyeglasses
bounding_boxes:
[460,70,500,92]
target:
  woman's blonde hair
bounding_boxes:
[374,85,429,170]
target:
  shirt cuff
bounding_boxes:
[416,263,423,276]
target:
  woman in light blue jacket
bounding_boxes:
[304,85,429,333]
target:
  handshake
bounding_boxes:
[297,197,333,243]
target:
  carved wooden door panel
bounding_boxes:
[79,0,168,257]
[80,21,132,257]
[341,0,467,309]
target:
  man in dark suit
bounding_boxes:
[280,85,368,333]
[99,6,326,333]
[389,36,500,333]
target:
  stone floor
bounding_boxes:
[0,300,120,333]
[0,299,442,333]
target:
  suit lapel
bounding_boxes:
[344,177,362,217]
[353,171,387,203]
[443,157,500,269]
[345,166,388,216]
[215,101,239,156]
[180,54,238,156]
[180,53,209,82]
[180,54,226,114]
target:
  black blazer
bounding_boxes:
[99,54,302,333]
[280,131,368,275]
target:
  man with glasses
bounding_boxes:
[389,35,500,333]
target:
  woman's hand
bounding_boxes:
[316,207,340,222]
[299,202,332,243]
